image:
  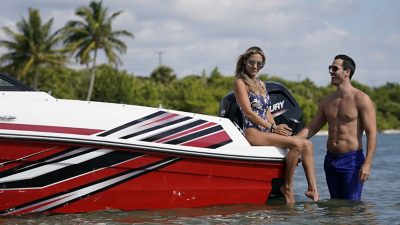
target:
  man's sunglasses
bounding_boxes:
[329,65,341,72]
[248,60,264,68]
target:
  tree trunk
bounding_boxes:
[33,64,39,90]
[85,62,90,74]
[86,48,98,101]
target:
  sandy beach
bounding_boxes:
[314,129,400,136]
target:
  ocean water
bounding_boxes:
[1,133,399,224]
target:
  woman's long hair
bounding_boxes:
[234,46,266,95]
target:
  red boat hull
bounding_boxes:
[0,140,285,215]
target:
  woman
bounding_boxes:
[233,46,318,203]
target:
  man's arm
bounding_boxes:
[357,93,377,184]
[296,100,328,139]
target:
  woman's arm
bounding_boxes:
[261,82,291,136]
[266,107,291,136]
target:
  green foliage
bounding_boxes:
[352,80,372,95]
[292,94,318,126]
[126,79,163,107]
[209,67,223,81]
[376,111,400,130]
[257,74,269,81]
[163,75,217,115]
[150,65,177,85]
[90,64,135,103]
[0,8,68,89]
[37,66,88,100]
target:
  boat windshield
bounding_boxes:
[0,72,35,91]
[0,79,13,87]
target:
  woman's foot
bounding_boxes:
[305,189,319,201]
[280,185,295,203]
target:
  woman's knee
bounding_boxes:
[305,139,313,149]
[291,138,303,153]
[302,139,314,154]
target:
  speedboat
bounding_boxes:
[0,72,303,215]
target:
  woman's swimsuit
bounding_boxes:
[237,79,272,132]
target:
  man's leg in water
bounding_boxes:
[324,151,341,199]
[338,150,365,199]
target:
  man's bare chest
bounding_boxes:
[324,98,358,122]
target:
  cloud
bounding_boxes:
[0,18,17,39]
[0,0,399,87]
[385,33,400,48]
[308,0,361,17]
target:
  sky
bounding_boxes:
[0,0,399,87]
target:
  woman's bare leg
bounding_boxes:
[280,142,301,203]
[299,139,319,201]
[245,129,303,203]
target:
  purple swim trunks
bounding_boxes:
[324,149,365,199]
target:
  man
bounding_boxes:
[296,54,377,199]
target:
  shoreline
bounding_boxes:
[314,129,400,136]
[380,129,400,134]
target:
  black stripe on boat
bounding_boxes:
[139,119,208,142]
[97,111,167,137]
[164,125,223,145]
[120,117,192,139]
[206,140,233,149]
[0,151,145,189]
[0,147,99,179]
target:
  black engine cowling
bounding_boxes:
[218,81,303,134]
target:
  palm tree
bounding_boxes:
[63,0,134,101]
[0,8,68,89]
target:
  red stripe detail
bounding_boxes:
[156,122,216,143]
[139,113,178,128]
[181,131,231,148]
[271,109,287,115]
[0,123,104,135]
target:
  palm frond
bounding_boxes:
[64,20,87,30]
[21,56,34,75]
[104,39,126,54]
[109,11,123,21]
[42,18,54,41]
[80,41,96,63]
[111,30,134,38]
[2,27,18,37]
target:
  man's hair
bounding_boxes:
[335,54,356,80]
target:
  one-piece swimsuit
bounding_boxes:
[237,79,272,132]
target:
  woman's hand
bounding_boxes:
[274,124,292,136]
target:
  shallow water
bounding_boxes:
[1,133,399,224]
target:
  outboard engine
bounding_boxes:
[218,81,303,135]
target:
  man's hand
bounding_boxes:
[358,163,371,184]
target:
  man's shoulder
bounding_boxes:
[353,89,371,102]
[352,89,374,111]
[320,93,336,103]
